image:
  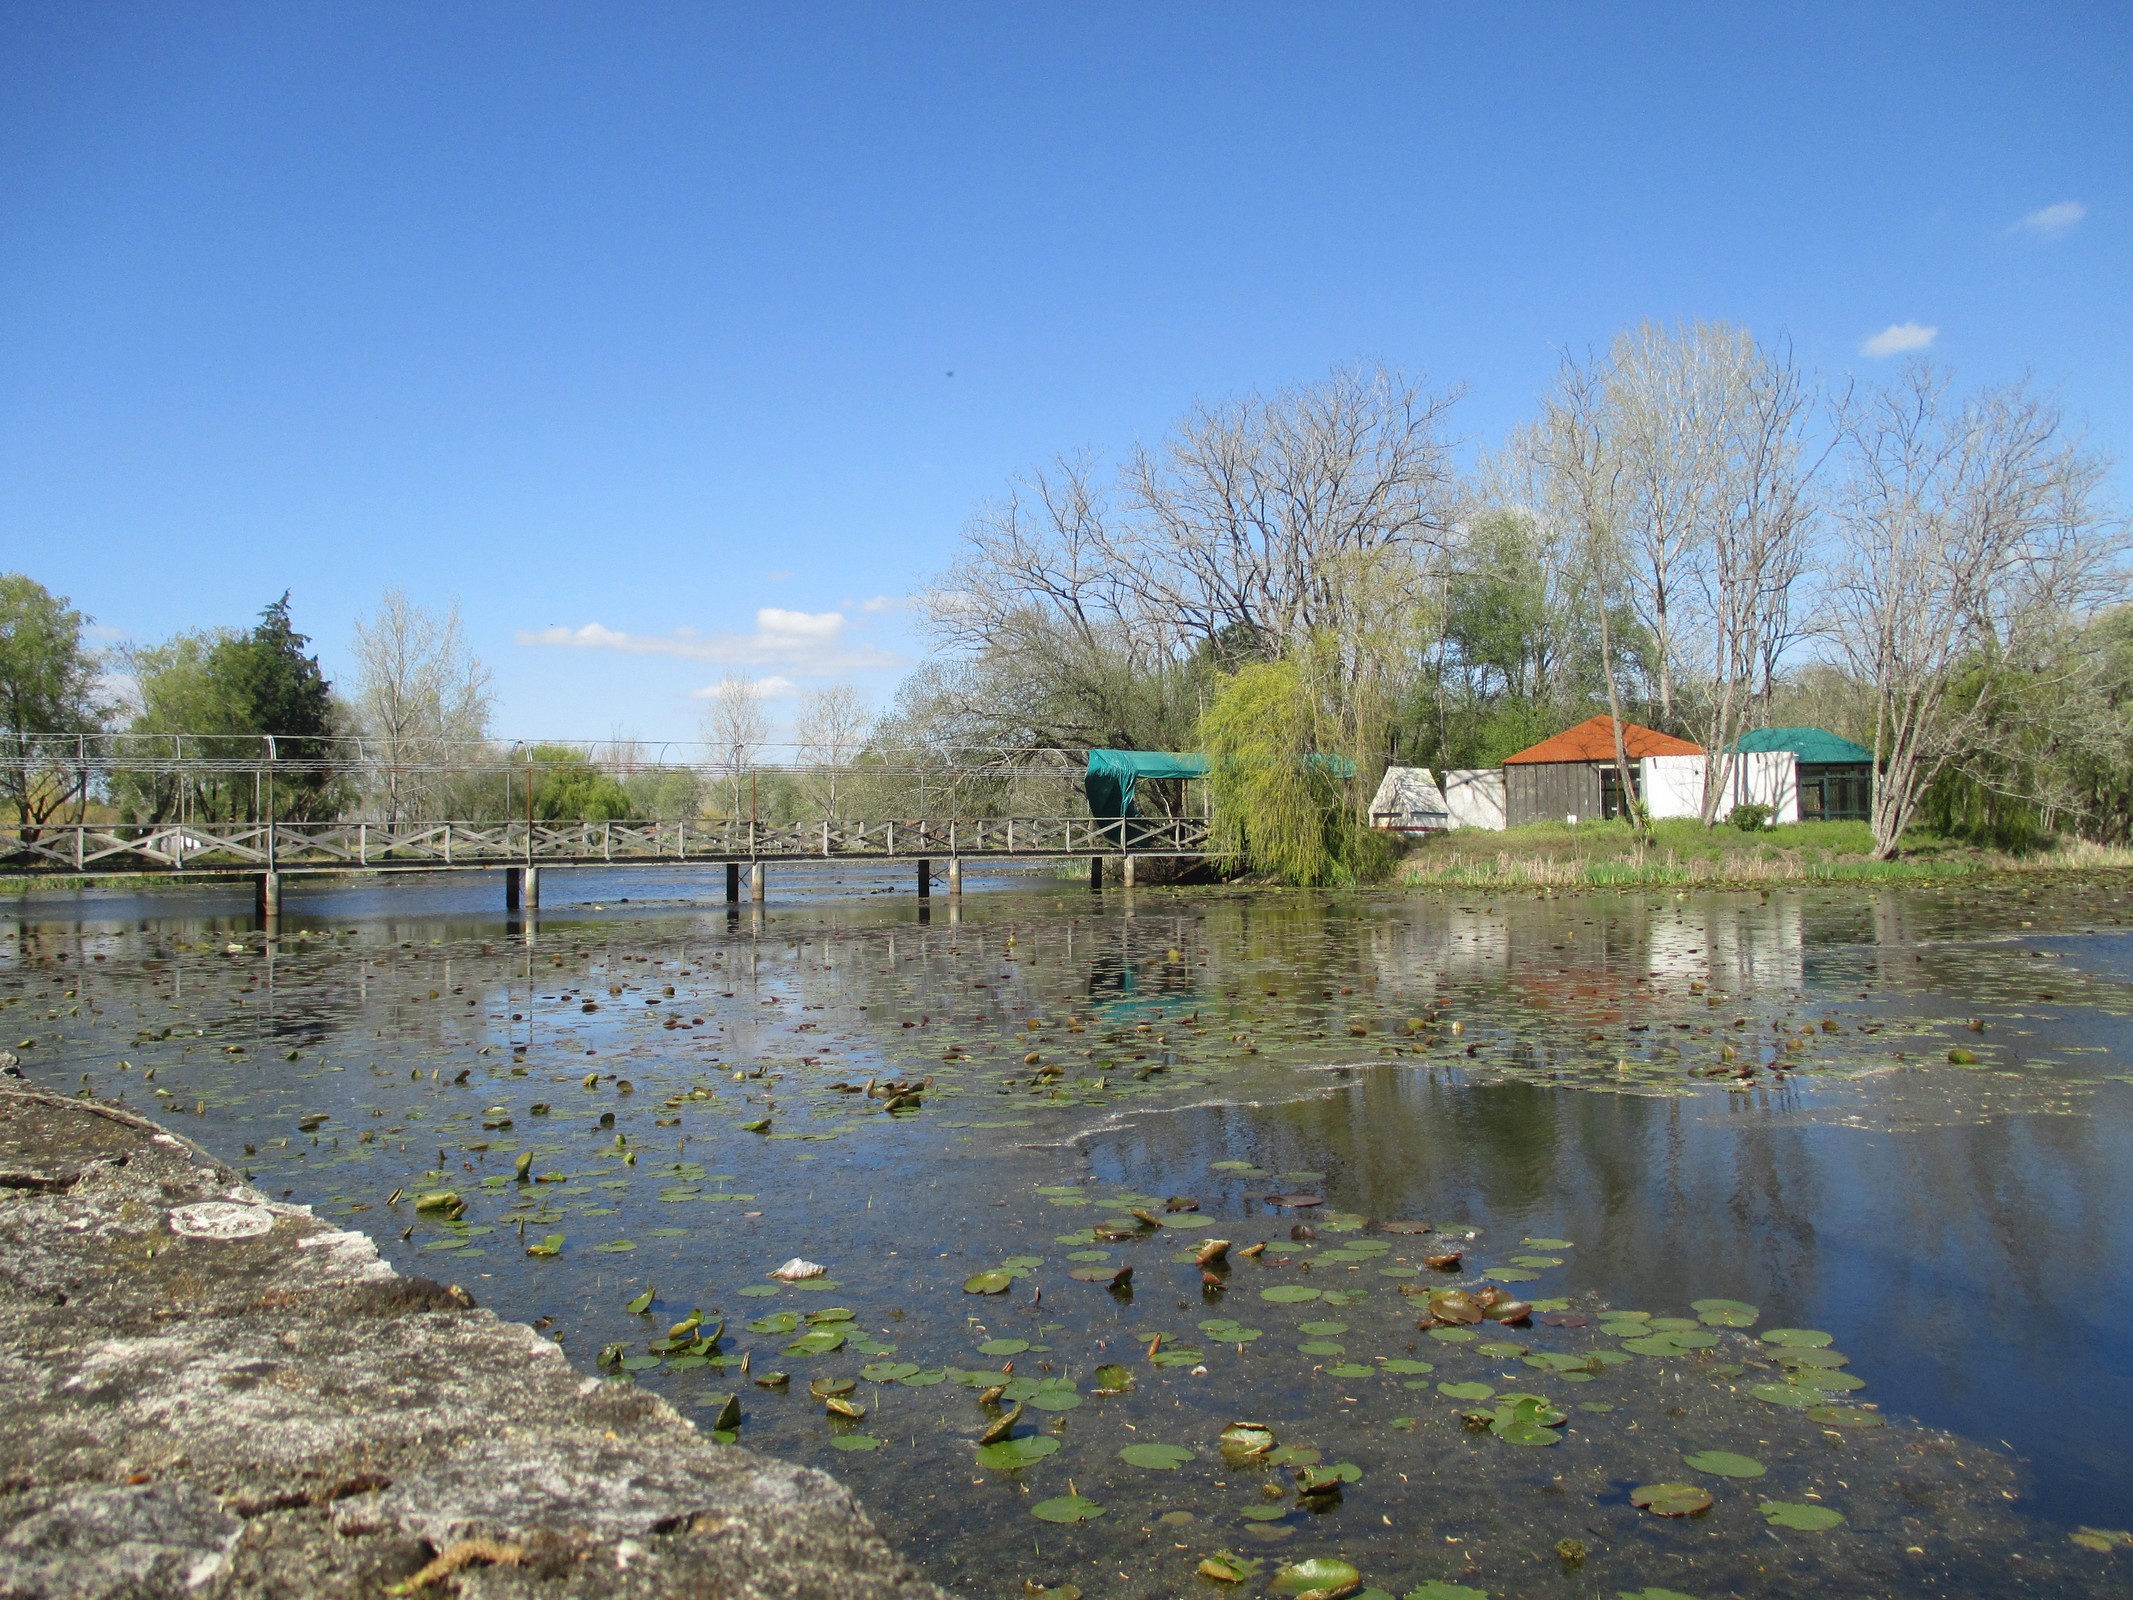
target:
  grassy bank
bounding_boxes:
[1393,816,2133,889]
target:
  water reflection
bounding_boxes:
[5,872,2132,1589]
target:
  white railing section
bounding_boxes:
[0,816,1214,876]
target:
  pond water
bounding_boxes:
[6,866,2133,1598]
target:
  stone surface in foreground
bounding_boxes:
[0,1089,951,1600]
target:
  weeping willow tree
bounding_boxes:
[1200,659,1390,885]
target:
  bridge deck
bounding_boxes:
[0,817,1213,878]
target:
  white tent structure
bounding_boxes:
[1368,766,1450,833]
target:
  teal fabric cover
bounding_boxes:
[1730,726,1874,764]
[1084,750,1210,818]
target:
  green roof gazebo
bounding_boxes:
[1730,727,1874,821]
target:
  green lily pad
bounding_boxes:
[1030,1494,1104,1523]
[1683,1450,1765,1478]
[978,1339,1030,1356]
[1299,1340,1346,1357]
[1630,1482,1713,1517]
[592,1239,638,1253]
[1092,1364,1135,1393]
[1380,1359,1434,1374]
[1523,1238,1573,1250]
[1238,1505,1288,1522]
[1118,1442,1195,1469]
[964,1271,1013,1294]
[1326,1363,1374,1378]
[860,1361,919,1382]
[1274,1558,1361,1594]
[1428,1326,1476,1344]
[748,1312,799,1334]
[1476,1341,1527,1359]
[1760,1500,1845,1530]
[1750,1383,1820,1409]
[1261,1285,1320,1303]
[898,1369,949,1388]
[1297,1320,1350,1335]
[1509,1255,1563,1268]
[977,1435,1061,1469]
[625,1287,656,1314]
[1616,1590,1700,1600]
[1404,1585,1489,1600]
[784,1330,846,1356]
[1438,1381,1493,1400]
[829,1434,882,1451]
[1760,1328,1834,1348]
[1805,1405,1883,1428]
[735,1284,779,1297]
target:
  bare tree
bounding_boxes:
[794,683,872,816]
[1829,365,2123,857]
[1533,351,1650,841]
[922,366,1463,755]
[350,589,492,823]
[701,673,769,820]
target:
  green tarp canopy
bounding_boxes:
[1730,726,1874,764]
[1084,750,1210,819]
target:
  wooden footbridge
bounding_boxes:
[0,815,1215,914]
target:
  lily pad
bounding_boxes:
[1092,1363,1135,1393]
[1220,1422,1276,1455]
[1759,1500,1845,1531]
[1381,1359,1435,1375]
[1683,1450,1765,1478]
[978,1339,1030,1356]
[1630,1482,1713,1517]
[1760,1328,1834,1348]
[1404,1585,1488,1600]
[1437,1381,1493,1400]
[1274,1558,1360,1594]
[1750,1383,1820,1409]
[1030,1494,1104,1524]
[1118,1442,1195,1469]
[784,1330,846,1356]
[829,1434,882,1452]
[964,1271,1013,1294]
[1805,1405,1883,1428]
[1297,1320,1350,1336]
[1261,1285,1321,1303]
[976,1434,1061,1469]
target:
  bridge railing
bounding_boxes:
[0,816,1214,876]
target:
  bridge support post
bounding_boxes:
[947,857,961,896]
[750,862,765,902]
[917,858,930,899]
[523,866,540,909]
[725,862,740,903]
[254,871,281,921]
[1088,855,1103,892]
[505,867,520,911]
[1121,853,1135,889]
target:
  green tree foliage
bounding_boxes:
[0,574,107,827]
[114,595,346,822]
[524,746,637,821]
[1200,660,1387,885]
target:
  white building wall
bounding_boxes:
[1441,768,1506,831]
[1639,755,1707,820]
[1713,750,1798,823]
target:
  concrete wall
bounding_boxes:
[1442,768,1506,831]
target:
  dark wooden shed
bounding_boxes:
[1501,716,1704,827]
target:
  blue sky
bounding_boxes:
[2,4,2125,744]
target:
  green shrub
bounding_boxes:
[1728,802,1772,832]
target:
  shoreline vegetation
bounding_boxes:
[1392,818,2133,890]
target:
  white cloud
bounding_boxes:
[858,594,903,614]
[1861,321,1938,358]
[2015,200,2085,238]
[687,674,798,700]
[516,608,902,675]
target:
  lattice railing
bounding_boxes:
[0,815,1213,875]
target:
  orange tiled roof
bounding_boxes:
[1503,715,1704,764]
